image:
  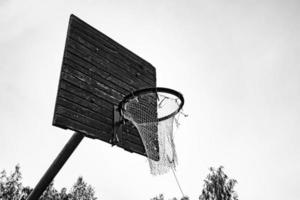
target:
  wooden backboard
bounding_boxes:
[53,14,156,158]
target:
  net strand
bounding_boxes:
[171,166,185,198]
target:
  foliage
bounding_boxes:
[2,164,238,200]
[0,165,22,200]
[181,197,189,200]
[199,166,238,200]
[150,166,238,200]
[151,193,164,200]
[150,194,189,200]
[69,177,97,200]
[39,182,60,200]
[0,165,98,200]
[20,186,33,200]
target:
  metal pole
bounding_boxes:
[27,132,84,200]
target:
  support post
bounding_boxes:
[27,132,84,200]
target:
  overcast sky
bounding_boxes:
[1,0,300,199]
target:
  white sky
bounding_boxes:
[1,0,300,199]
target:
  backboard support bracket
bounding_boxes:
[112,105,123,146]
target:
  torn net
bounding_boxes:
[122,93,180,175]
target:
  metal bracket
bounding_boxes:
[111,105,123,146]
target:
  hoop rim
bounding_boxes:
[118,87,184,122]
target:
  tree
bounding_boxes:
[20,186,33,200]
[69,176,97,200]
[181,197,189,200]
[150,194,164,200]
[150,194,189,200]
[59,187,69,200]
[0,165,22,200]
[0,165,98,200]
[40,182,60,200]
[199,166,238,200]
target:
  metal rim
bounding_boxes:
[119,87,184,122]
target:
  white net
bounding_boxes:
[122,92,182,175]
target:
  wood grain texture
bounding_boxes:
[53,14,156,158]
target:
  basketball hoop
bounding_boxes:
[119,87,185,175]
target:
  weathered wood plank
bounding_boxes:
[64,50,136,92]
[54,114,111,142]
[66,38,152,89]
[62,64,124,101]
[124,132,144,146]
[70,16,156,78]
[69,27,156,85]
[122,140,145,155]
[58,89,112,119]
[55,105,112,133]
[64,57,130,95]
[59,80,113,115]
[61,71,120,105]
[122,123,140,137]
[56,96,112,126]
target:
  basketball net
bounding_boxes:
[122,92,182,175]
